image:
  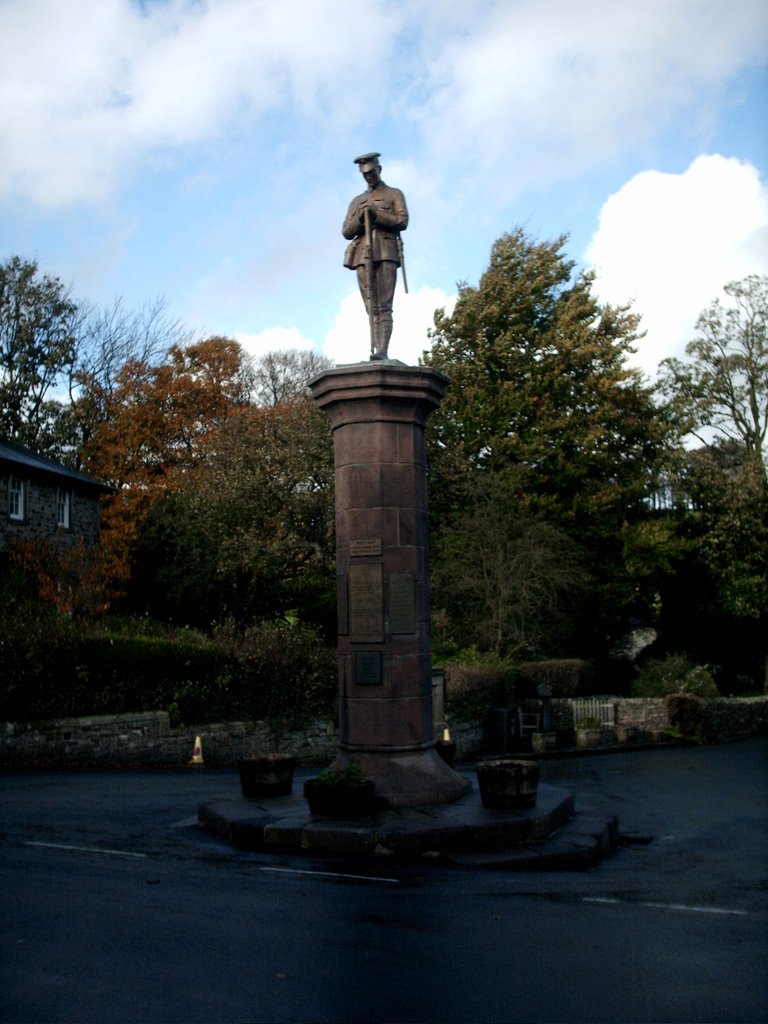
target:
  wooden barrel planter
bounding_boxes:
[237,754,296,798]
[476,758,540,809]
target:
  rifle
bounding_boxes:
[397,235,408,293]
[363,206,376,357]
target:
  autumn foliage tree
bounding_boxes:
[81,336,255,593]
[131,395,335,628]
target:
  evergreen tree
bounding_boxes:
[424,229,679,657]
[0,255,79,451]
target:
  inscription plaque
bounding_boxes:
[355,650,383,685]
[350,538,382,557]
[389,572,416,634]
[349,563,384,642]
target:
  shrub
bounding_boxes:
[515,659,595,697]
[574,716,604,730]
[76,632,231,720]
[1,615,231,722]
[664,694,705,739]
[1,592,337,726]
[0,578,80,720]
[632,654,720,698]
[314,763,366,787]
[447,692,499,725]
[214,618,337,727]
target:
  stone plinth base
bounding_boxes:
[332,746,471,808]
[199,776,595,865]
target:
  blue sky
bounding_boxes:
[1,0,766,378]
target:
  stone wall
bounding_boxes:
[0,712,339,767]
[550,696,768,740]
[2,697,766,767]
[615,699,675,732]
[497,696,768,743]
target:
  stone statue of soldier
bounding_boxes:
[342,152,409,360]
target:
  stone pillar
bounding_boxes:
[308,361,471,807]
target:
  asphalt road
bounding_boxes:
[1,739,766,1023]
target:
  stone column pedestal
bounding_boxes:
[309,361,471,807]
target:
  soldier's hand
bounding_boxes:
[358,201,376,225]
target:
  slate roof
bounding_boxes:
[0,439,112,494]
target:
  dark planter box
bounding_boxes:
[303,778,376,817]
[476,758,539,809]
[436,739,457,766]
[238,754,295,798]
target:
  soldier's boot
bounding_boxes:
[371,317,392,360]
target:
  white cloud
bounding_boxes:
[2,0,765,209]
[0,0,399,206]
[321,286,456,367]
[236,326,314,362]
[585,155,768,378]
[235,284,455,368]
[418,0,767,183]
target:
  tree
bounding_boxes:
[424,229,679,654]
[431,469,587,659]
[660,275,768,469]
[252,349,333,407]
[58,296,186,469]
[656,277,768,688]
[649,440,768,691]
[130,395,335,629]
[0,256,79,450]
[82,336,255,593]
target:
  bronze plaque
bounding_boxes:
[349,563,384,642]
[389,573,416,634]
[350,538,383,557]
[355,651,382,685]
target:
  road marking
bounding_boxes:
[583,897,748,917]
[23,841,147,860]
[259,866,401,884]
[169,815,200,828]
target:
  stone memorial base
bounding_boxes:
[198,773,620,870]
[308,360,471,808]
[329,746,470,809]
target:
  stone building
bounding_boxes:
[0,439,110,561]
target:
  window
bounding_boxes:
[57,489,71,528]
[9,476,25,520]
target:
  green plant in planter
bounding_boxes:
[575,716,604,730]
[314,763,367,787]
[304,762,375,817]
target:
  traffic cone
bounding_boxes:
[188,735,204,766]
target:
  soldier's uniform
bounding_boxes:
[342,153,408,359]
